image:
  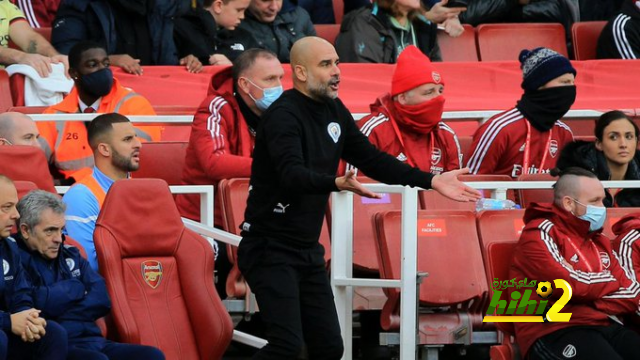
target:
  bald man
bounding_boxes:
[237,36,481,359]
[0,113,41,148]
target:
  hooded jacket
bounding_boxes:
[15,233,111,342]
[349,93,461,174]
[597,0,640,59]
[612,213,640,326]
[555,140,640,207]
[176,67,256,227]
[336,4,441,63]
[466,107,574,178]
[510,202,640,357]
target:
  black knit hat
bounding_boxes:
[519,47,577,91]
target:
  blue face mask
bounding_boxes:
[243,78,283,111]
[572,199,607,231]
[80,68,114,98]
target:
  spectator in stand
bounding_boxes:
[510,167,640,360]
[597,0,640,60]
[39,41,159,184]
[348,45,461,175]
[554,110,640,207]
[62,113,141,271]
[15,190,165,360]
[51,0,203,75]
[0,175,68,360]
[174,0,252,65]
[335,0,453,63]
[228,0,316,63]
[11,0,60,28]
[0,112,40,148]
[0,0,68,78]
[294,0,335,24]
[466,47,575,178]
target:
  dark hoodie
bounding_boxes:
[510,202,640,357]
[555,140,640,207]
[14,233,111,343]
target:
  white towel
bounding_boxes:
[5,63,74,106]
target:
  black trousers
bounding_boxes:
[529,323,640,360]
[238,237,344,360]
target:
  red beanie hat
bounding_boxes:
[391,46,444,97]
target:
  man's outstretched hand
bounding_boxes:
[431,168,482,202]
[335,170,382,199]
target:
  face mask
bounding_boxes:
[572,198,606,231]
[393,95,445,135]
[79,68,114,98]
[516,86,576,132]
[243,78,283,111]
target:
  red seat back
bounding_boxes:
[315,24,340,45]
[571,21,607,60]
[437,25,479,62]
[477,23,568,61]
[14,180,38,199]
[604,208,640,239]
[135,141,188,185]
[94,179,233,360]
[333,0,344,24]
[517,173,556,208]
[0,70,13,112]
[0,146,56,193]
[375,210,488,305]
[420,174,515,211]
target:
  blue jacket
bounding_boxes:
[15,234,111,342]
[0,237,34,333]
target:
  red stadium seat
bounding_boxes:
[315,24,340,45]
[420,174,515,211]
[374,210,489,344]
[14,180,38,199]
[476,209,526,360]
[604,208,640,239]
[476,23,568,61]
[135,141,188,185]
[437,25,479,62]
[94,179,233,359]
[219,178,332,298]
[0,145,56,193]
[333,0,344,24]
[517,172,556,208]
[0,70,13,112]
[572,21,607,60]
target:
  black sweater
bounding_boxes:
[241,89,434,245]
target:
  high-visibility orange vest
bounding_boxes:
[78,173,106,209]
[40,78,162,181]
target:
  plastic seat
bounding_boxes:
[218,178,332,298]
[0,70,13,112]
[517,173,556,208]
[94,179,233,359]
[135,141,188,185]
[604,208,640,239]
[476,209,526,360]
[437,25,479,62]
[572,21,607,60]
[420,174,515,211]
[0,145,56,193]
[332,0,344,24]
[476,23,568,61]
[374,210,488,344]
[14,180,38,199]
[315,24,340,45]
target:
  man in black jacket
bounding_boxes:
[237,36,481,359]
[597,0,640,59]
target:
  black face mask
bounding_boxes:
[516,86,576,132]
[79,68,114,98]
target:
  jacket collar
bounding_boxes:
[525,202,598,239]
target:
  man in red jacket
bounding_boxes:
[466,47,575,178]
[176,48,284,228]
[510,167,640,360]
[347,45,461,175]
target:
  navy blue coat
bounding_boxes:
[0,237,34,333]
[15,235,110,342]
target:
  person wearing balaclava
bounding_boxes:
[597,0,640,59]
[39,41,160,185]
[466,47,576,178]
[346,45,462,176]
